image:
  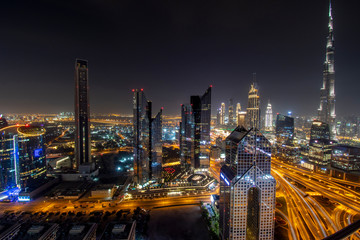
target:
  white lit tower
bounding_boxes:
[220,102,226,125]
[265,101,273,131]
[318,1,336,138]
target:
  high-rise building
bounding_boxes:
[179,86,211,169]
[74,59,91,168]
[265,101,273,131]
[0,125,46,193]
[180,104,194,166]
[275,114,294,145]
[151,108,163,179]
[133,89,151,185]
[309,120,335,166]
[318,1,336,138]
[220,127,276,240]
[246,83,260,130]
[133,89,163,184]
[237,111,247,128]
[310,120,330,141]
[228,99,234,126]
[275,114,298,162]
[236,103,241,118]
[220,103,226,125]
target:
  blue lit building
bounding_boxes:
[0,125,46,199]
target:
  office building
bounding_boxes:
[228,99,235,126]
[237,111,247,128]
[220,126,276,240]
[318,1,336,137]
[310,120,330,141]
[179,86,212,169]
[151,108,163,179]
[275,114,298,161]
[74,59,91,168]
[331,145,360,171]
[275,114,294,145]
[0,125,46,193]
[180,104,194,166]
[133,89,162,185]
[220,102,226,125]
[246,83,260,130]
[265,101,273,131]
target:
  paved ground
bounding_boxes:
[147,205,210,240]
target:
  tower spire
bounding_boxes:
[329,1,333,31]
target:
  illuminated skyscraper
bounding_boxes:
[318,1,336,138]
[220,102,226,125]
[236,103,241,118]
[133,89,151,184]
[246,82,260,130]
[133,89,162,184]
[180,104,194,166]
[0,125,46,194]
[265,101,273,131]
[220,127,276,240]
[151,108,163,179]
[74,59,91,168]
[228,99,234,126]
[179,86,212,169]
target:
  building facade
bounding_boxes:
[74,59,91,168]
[220,127,276,240]
[220,102,226,125]
[246,83,260,130]
[179,86,212,169]
[331,145,360,171]
[228,99,235,126]
[318,1,336,138]
[0,125,46,193]
[133,89,162,185]
[265,102,273,131]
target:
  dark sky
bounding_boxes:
[1,0,359,116]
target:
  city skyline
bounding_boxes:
[1,1,360,116]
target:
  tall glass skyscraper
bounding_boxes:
[220,126,276,240]
[318,1,336,138]
[246,83,260,130]
[133,89,162,185]
[179,86,211,169]
[74,59,91,168]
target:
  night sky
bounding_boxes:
[1,0,359,116]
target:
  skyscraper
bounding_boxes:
[220,127,276,240]
[246,82,260,130]
[275,114,298,162]
[309,120,334,166]
[265,101,273,131]
[179,86,211,169]
[151,108,163,179]
[133,89,151,185]
[74,59,91,168]
[220,102,226,125]
[318,1,336,138]
[228,99,234,126]
[236,103,241,119]
[180,104,194,166]
[0,125,46,193]
[133,89,162,184]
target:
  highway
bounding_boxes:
[272,158,360,240]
